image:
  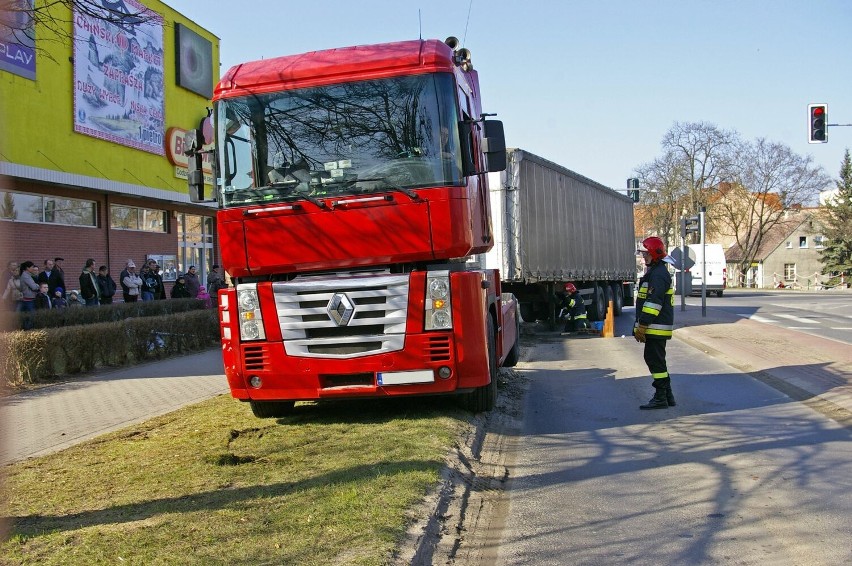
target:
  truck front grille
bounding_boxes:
[273,273,409,359]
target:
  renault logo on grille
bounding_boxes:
[327,293,355,326]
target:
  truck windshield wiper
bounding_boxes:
[355,177,419,201]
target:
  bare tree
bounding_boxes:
[1,0,157,61]
[635,150,689,246]
[717,138,831,278]
[661,121,738,215]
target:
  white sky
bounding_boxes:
[165,0,852,193]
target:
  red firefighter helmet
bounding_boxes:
[638,236,667,262]
[564,282,577,293]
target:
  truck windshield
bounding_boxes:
[215,73,463,208]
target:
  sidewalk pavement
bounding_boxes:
[673,303,852,424]
[1,349,228,465]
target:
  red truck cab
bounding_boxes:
[185,38,518,417]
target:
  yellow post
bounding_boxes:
[602,300,615,337]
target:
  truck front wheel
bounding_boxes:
[466,317,498,413]
[250,400,296,418]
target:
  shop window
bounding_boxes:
[110,205,167,232]
[0,191,96,227]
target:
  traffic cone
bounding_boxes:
[602,300,615,338]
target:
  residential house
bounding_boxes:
[725,209,826,289]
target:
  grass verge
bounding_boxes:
[1,395,469,565]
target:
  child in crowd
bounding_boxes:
[53,286,68,309]
[35,283,52,310]
[196,286,212,309]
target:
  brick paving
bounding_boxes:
[1,349,228,465]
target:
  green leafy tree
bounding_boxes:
[819,149,852,281]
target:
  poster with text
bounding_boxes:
[73,0,165,155]
[0,0,36,80]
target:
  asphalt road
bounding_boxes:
[467,301,852,566]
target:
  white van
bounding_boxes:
[686,244,727,296]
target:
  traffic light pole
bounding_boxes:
[700,207,706,317]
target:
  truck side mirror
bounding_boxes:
[184,129,206,202]
[482,120,506,172]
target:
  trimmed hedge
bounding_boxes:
[2,307,220,387]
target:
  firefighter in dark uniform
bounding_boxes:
[559,282,589,334]
[635,236,676,409]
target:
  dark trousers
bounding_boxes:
[643,338,668,379]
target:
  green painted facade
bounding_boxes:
[0,0,219,194]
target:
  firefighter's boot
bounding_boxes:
[639,379,669,410]
[665,380,676,407]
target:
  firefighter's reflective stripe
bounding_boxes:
[642,301,662,316]
[646,324,673,337]
[652,371,669,379]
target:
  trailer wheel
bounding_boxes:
[466,317,498,413]
[611,283,624,316]
[250,400,296,418]
[588,284,606,321]
[503,316,521,367]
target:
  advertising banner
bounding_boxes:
[0,0,36,80]
[72,0,165,155]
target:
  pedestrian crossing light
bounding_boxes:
[808,103,827,143]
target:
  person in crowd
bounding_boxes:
[2,260,23,312]
[143,259,165,300]
[68,290,83,307]
[96,265,117,304]
[170,274,191,298]
[37,258,66,298]
[558,282,590,334]
[53,287,68,310]
[207,264,226,298]
[197,286,212,309]
[54,257,65,276]
[19,261,40,329]
[35,282,53,310]
[184,265,201,298]
[634,236,676,410]
[121,260,142,302]
[79,258,100,306]
[139,263,153,301]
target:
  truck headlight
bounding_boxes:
[237,284,265,341]
[425,272,452,330]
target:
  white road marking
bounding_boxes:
[773,313,820,324]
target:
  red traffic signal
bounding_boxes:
[808,103,827,143]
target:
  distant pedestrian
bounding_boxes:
[35,283,53,310]
[53,287,68,310]
[68,290,83,307]
[79,258,100,306]
[37,258,65,297]
[120,260,142,302]
[19,261,40,329]
[2,260,23,312]
[142,259,165,300]
[96,265,117,304]
[170,275,191,298]
[184,265,201,298]
[206,264,225,298]
[197,286,212,309]
[634,237,675,410]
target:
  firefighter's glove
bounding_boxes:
[634,324,648,343]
